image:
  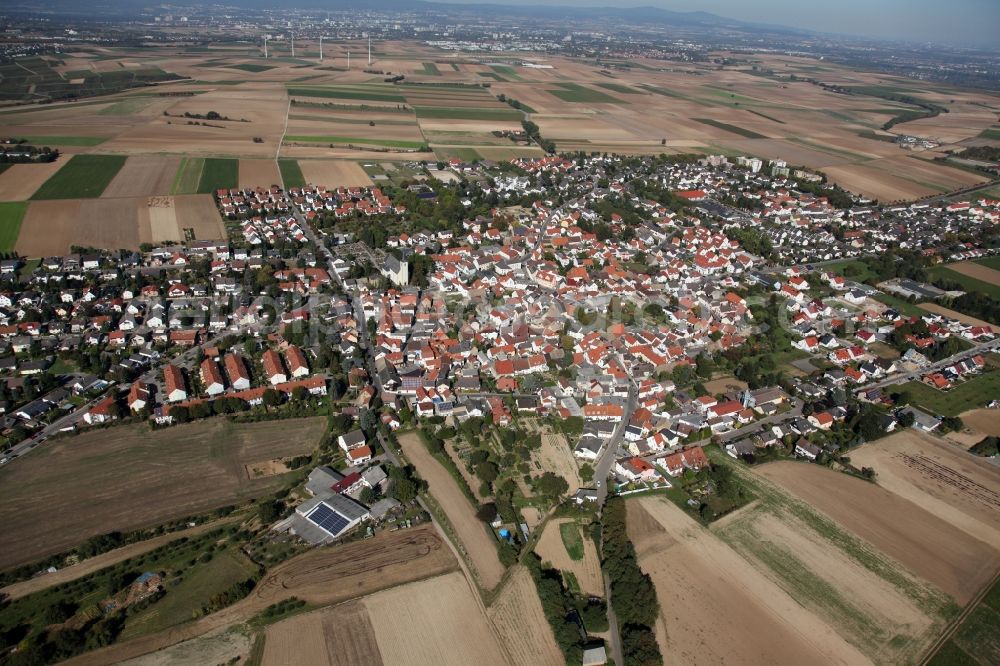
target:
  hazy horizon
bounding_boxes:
[432,0,1000,49]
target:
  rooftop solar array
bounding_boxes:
[306,502,351,536]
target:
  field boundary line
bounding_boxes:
[276,96,290,183]
[919,567,1000,665]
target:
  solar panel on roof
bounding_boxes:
[306,502,350,536]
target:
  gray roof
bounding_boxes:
[582,645,607,666]
[362,466,388,488]
[340,429,366,447]
[322,493,370,522]
[306,466,344,497]
[369,498,401,520]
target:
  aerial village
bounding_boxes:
[0,152,997,542]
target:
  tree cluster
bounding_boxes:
[602,498,662,666]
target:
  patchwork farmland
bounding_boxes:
[2,42,993,202]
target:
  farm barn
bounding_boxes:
[291,493,370,544]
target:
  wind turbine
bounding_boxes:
[263,36,268,58]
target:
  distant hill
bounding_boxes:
[5,0,809,36]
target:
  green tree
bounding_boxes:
[536,472,569,499]
[257,500,281,523]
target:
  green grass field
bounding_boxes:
[284,135,428,150]
[746,109,786,124]
[433,146,482,162]
[119,548,257,640]
[595,82,641,94]
[930,265,1000,299]
[857,129,898,142]
[227,63,274,73]
[977,127,1000,141]
[0,202,27,252]
[637,84,688,100]
[278,159,306,188]
[547,83,621,104]
[412,106,523,121]
[287,114,416,126]
[0,524,250,659]
[874,293,927,317]
[974,256,1000,271]
[171,157,205,195]
[821,258,878,283]
[417,62,441,76]
[900,370,1000,417]
[30,154,125,199]
[196,158,239,194]
[287,86,406,103]
[490,65,523,81]
[19,136,108,147]
[559,522,584,561]
[692,118,767,139]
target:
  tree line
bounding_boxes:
[601,498,662,666]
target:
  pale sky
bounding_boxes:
[438,0,1000,49]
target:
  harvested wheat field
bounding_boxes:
[251,525,457,607]
[174,194,227,240]
[238,159,281,188]
[119,626,252,666]
[823,163,940,202]
[849,429,1000,551]
[281,144,436,161]
[64,525,457,666]
[142,196,179,243]
[297,159,374,188]
[364,572,508,666]
[757,461,1000,604]
[398,431,506,590]
[946,260,1000,287]
[0,418,328,570]
[535,518,603,597]
[15,198,141,256]
[959,408,1000,437]
[534,431,582,493]
[13,192,223,255]
[262,600,382,666]
[919,303,994,327]
[704,376,749,395]
[102,155,181,197]
[0,160,68,201]
[487,565,562,666]
[714,499,948,664]
[628,496,868,665]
